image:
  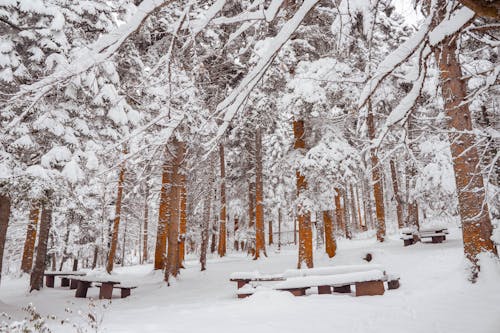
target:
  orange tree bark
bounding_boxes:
[367,101,386,242]
[165,140,185,283]
[268,221,273,245]
[434,33,497,278]
[106,151,126,274]
[30,199,52,291]
[349,184,359,234]
[0,194,11,285]
[218,143,227,257]
[178,173,187,267]
[293,119,313,268]
[390,160,404,229]
[142,184,149,264]
[342,188,352,239]
[254,128,266,259]
[323,210,336,258]
[154,156,171,270]
[21,205,40,273]
[247,180,255,253]
[234,217,239,250]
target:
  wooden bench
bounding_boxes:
[95,283,138,299]
[230,272,285,289]
[401,227,449,246]
[419,227,449,243]
[237,270,396,298]
[43,271,86,288]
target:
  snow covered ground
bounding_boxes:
[1,227,499,333]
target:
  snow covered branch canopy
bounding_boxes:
[0,0,498,318]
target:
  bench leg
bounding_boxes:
[403,239,412,247]
[237,280,250,289]
[45,275,55,288]
[70,279,78,289]
[75,281,91,298]
[61,277,70,287]
[432,236,444,243]
[120,288,131,298]
[317,285,331,294]
[286,288,306,296]
[333,285,351,293]
[388,280,400,290]
[355,280,384,296]
[99,283,114,299]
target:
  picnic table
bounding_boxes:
[43,271,86,288]
[401,227,449,246]
[71,276,137,299]
[231,265,400,299]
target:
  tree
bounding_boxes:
[21,205,40,273]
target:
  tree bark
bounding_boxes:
[106,151,126,274]
[434,33,497,279]
[323,210,336,258]
[268,221,273,245]
[30,200,52,291]
[234,217,239,250]
[165,140,185,283]
[200,156,215,271]
[143,183,149,264]
[21,205,39,273]
[154,155,171,270]
[367,100,386,242]
[293,119,313,268]
[342,188,352,239]
[390,160,404,229]
[254,128,266,259]
[179,173,187,267]
[0,194,11,285]
[218,143,227,257]
[334,188,345,238]
[247,180,255,253]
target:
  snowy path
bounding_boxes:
[1,228,499,333]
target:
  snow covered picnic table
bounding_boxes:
[231,265,400,298]
[43,271,86,288]
[70,276,137,299]
[401,227,449,246]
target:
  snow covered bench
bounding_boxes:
[419,227,448,243]
[229,271,285,289]
[237,270,392,298]
[43,271,85,288]
[72,276,136,299]
[94,283,138,299]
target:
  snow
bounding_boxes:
[1,228,499,333]
[283,264,384,278]
[428,7,475,46]
[274,270,384,289]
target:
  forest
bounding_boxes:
[0,0,499,332]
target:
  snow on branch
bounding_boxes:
[209,0,320,148]
[428,6,475,46]
[16,0,173,98]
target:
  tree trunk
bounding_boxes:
[293,119,313,268]
[106,152,126,274]
[21,205,39,274]
[334,188,345,237]
[165,140,185,283]
[367,100,386,242]
[355,185,366,231]
[278,208,282,250]
[434,33,497,279]
[154,155,171,270]
[218,143,227,257]
[234,217,239,251]
[0,194,11,285]
[390,160,404,229]
[247,180,255,253]
[179,173,187,267]
[254,128,266,259]
[58,222,71,271]
[342,188,352,239]
[268,221,273,245]
[143,184,149,264]
[200,156,214,271]
[349,184,358,234]
[323,210,336,258]
[30,200,52,291]
[121,217,127,267]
